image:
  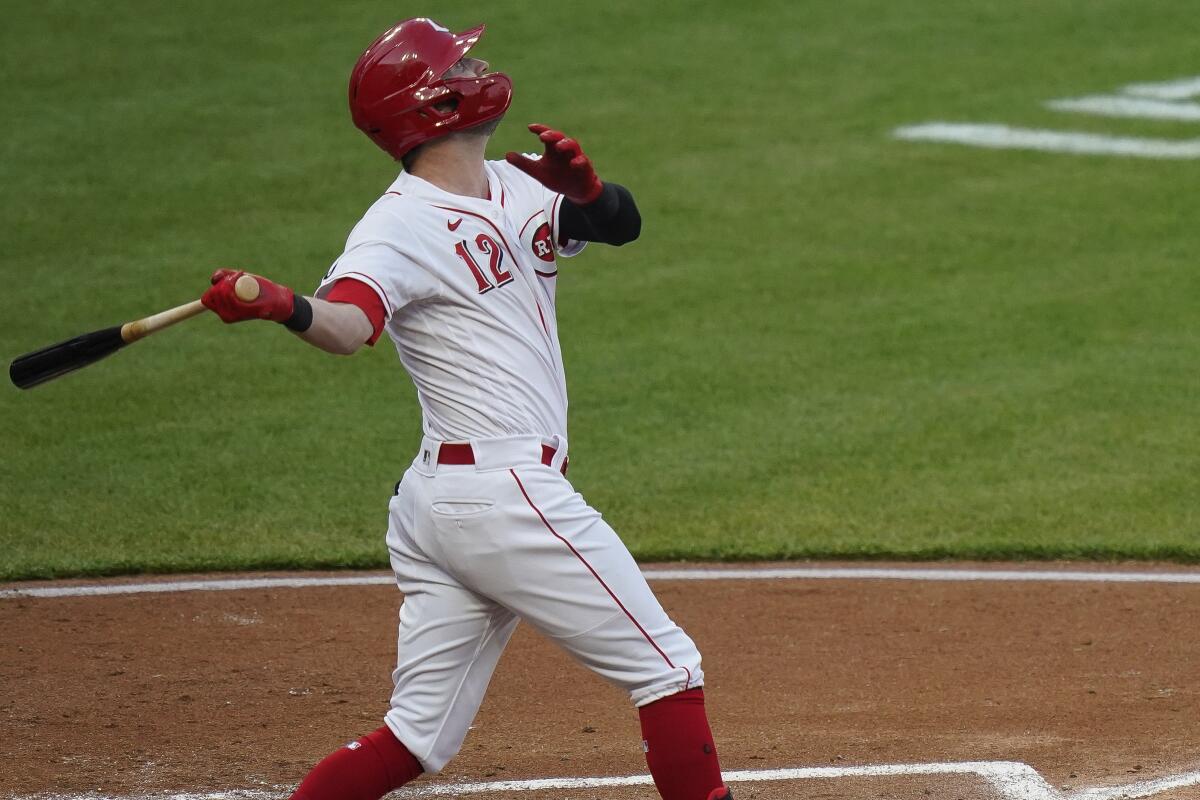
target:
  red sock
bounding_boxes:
[638,688,725,800]
[290,726,423,800]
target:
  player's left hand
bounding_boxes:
[202,268,295,324]
[506,124,604,205]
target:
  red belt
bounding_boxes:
[437,442,568,475]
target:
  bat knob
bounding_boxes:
[234,274,261,302]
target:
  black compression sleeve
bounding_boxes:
[558,182,641,246]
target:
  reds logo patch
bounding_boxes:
[531,222,555,263]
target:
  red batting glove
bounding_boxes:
[505,124,604,205]
[202,268,295,324]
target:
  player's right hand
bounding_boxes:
[202,268,295,324]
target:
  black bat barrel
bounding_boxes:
[9,326,128,389]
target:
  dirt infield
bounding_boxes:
[2,564,1199,799]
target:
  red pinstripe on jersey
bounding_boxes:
[508,469,693,693]
[550,193,565,247]
[519,209,544,238]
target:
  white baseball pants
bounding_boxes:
[382,435,704,773]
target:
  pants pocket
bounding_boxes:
[431,499,495,517]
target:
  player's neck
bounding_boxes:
[409,135,489,200]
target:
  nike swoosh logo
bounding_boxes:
[447,218,463,231]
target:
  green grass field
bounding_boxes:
[2,0,1198,580]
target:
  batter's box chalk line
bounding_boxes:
[5,565,1200,600]
[15,761,1200,800]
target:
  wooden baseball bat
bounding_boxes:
[8,274,261,390]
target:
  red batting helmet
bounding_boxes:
[349,18,512,159]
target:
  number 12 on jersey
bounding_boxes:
[455,234,513,293]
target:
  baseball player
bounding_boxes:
[202,18,730,800]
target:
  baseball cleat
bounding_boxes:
[706,786,733,800]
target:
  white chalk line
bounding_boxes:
[1070,768,1200,800]
[4,565,1200,599]
[1046,75,1200,122]
[893,123,1200,159]
[394,761,1053,798]
[0,575,396,599]
[1046,95,1200,122]
[895,74,1200,158]
[9,762,1200,800]
[1122,75,1200,101]
[398,763,1200,800]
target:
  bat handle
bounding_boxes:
[119,274,261,343]
[121,301,207,343]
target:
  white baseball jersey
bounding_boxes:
[316,158,586,443]
[315,159,703,775]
